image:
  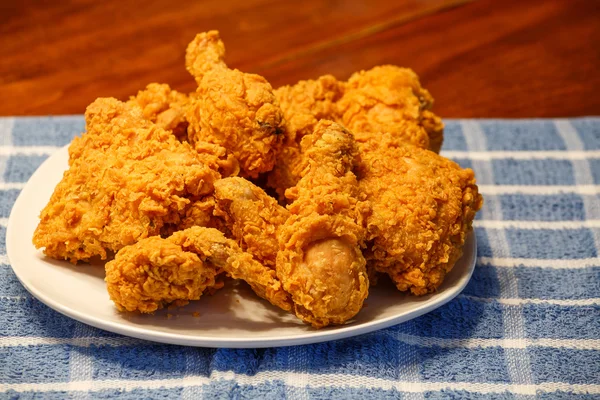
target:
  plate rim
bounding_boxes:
[7,145,476,348]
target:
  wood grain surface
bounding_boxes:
[1,0,598,117]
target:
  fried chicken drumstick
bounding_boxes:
[185,31,285,178]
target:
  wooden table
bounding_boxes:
[1,0,598,117]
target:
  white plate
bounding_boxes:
[7,145,476,348]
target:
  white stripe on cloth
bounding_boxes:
[443,150,600,160]
[0,146,61,156]
[0,119,14,184]
[459,295,600,307]
[1,372,599,395]
[2,335,599,351]
[0,182,25,190]
[478,256,600,269]
[475,220,600,229]
[478,185,600,195]
[181,348,205,399]
[68,324,96,400]
[0,118,14,148]
[462,121,533,390]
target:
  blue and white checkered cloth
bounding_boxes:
[1,116,599,399]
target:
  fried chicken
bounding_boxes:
[106,227,292,313]
[356,132,483,295]
[337,65,443,152]
[185,31,285,178]
[33,98,219,263]
[105,235,220,313]
[126,83,190,140]
[277,120,370,328]
[269,75,344,199]
[214,177,289,269]
[268,65,444,198]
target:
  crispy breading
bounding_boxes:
[33,98,219,263]
[106,227,292,313]
[214,177,289,269]
[126,83,190,140]
[268,65,444,197]
[185,31,285,178]
[356,132,483,295]
[277,120,370,328]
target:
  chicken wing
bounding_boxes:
[185,31,285,178]
[106,227,292,313]
[33,98,219,263]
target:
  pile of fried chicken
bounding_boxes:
[33,31,483,328]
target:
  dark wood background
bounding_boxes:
[1,0,598,117]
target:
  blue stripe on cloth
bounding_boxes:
[523,304,600,339]
[396,297,505,339]
[491,159,575,185]
[92,346,213,381]
[0,266,30,297]
[514,267,600,300]
[503,228,597,259]
[0,298,120,338]
[0,345,71,384]
[4,387,599,400]
[530,348,600,385]
[2,154,48,183]
[0,189,21,218]
[0,298,77,338]
[474,227,600,259]
[462,265,501,298]
[571,118,600,150]
[418,347,510,383]
[11,116,84,147]
[440,121,468,151]
[479,120,566,151]
[496,194,587,221]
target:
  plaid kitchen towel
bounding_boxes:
[0,116,599,399]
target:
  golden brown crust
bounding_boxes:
[277,120,370,328]
[185,31,285,178]
[268,66,444,198]
[337,65,436,150]
[356,133,483,295]
[105,236,220,313]
[126,83,190,140]
[32,98,219,263]
[214,177,289,269]
[168,227,292,311]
